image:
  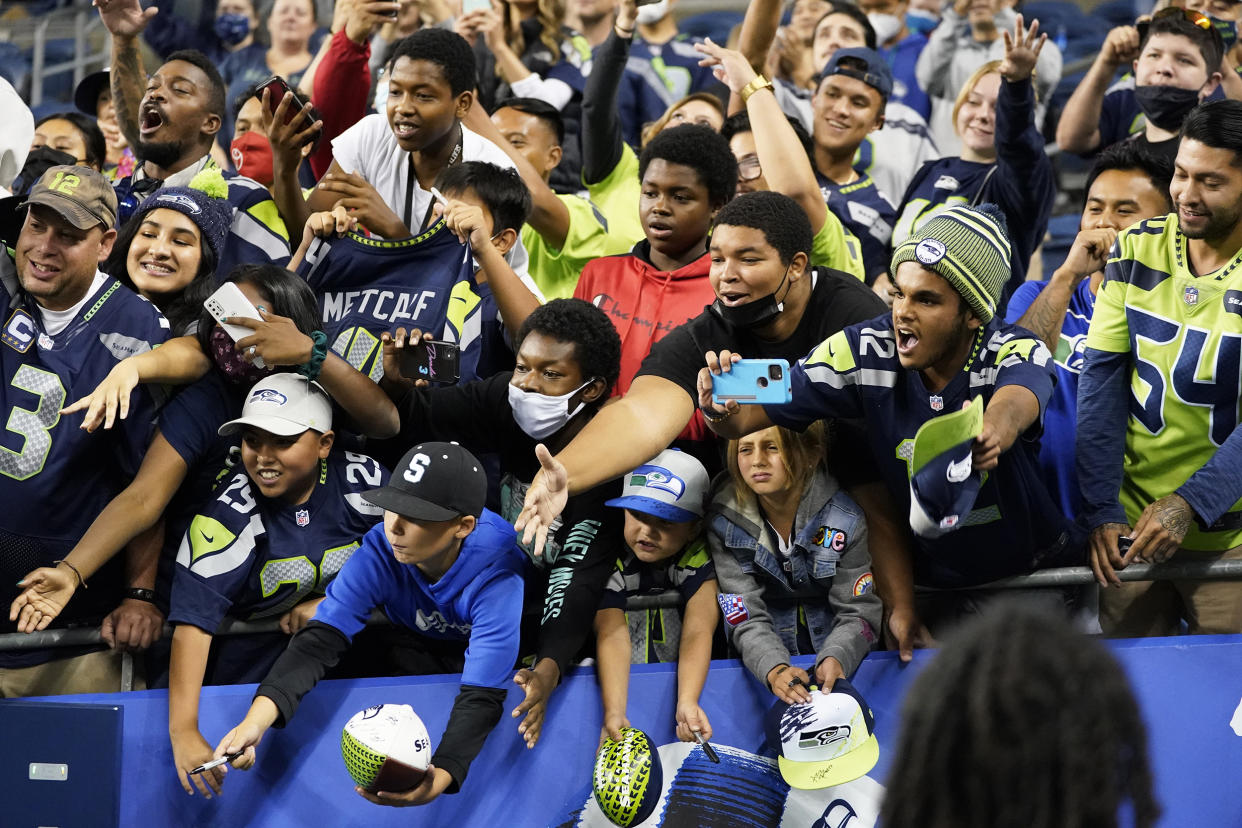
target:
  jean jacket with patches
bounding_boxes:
[707,467,881,688]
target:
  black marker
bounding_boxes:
[693,730,720,764]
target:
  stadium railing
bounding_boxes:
[3,559,1242,692]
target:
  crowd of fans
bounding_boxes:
[0,0,1235,816]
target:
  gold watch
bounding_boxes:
[740,74,774,104]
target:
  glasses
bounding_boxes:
[738,154,763,182]
[1150,7,1213,30]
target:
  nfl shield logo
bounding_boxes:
[930,395,944,411]
[1185,286,1199,306]
[295,509,310,527]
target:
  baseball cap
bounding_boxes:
[764,677,879,790]
[818,47,893,99]
[362,442,486,521]
[21,164,118,230]
[73,70,111,117]
[218,373,333,437]
[908,397,984,538]
[605,449,710,523]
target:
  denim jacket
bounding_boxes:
[707,467,881,688]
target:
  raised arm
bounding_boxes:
[1012,228,1115,350]
[696,40,828,234]
[582,1,637,185]
[1055,26,1138,154]
[736,0,783,77]
[463,98,572,250]
[97,0,158,151]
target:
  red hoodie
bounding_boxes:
[575,241,714,441]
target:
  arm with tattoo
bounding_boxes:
[1015,228,1116,351]
[97,0,156,150]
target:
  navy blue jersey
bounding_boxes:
[816,171,896,284]
[622,35,721,148]
[0,274,169,641]
[169,451,388,633]
[598,538,715,664]
[1004,278,1095,522]
[314,510,528,690]
[893,77,1053,296]
[0,275,168,559]
[766,314,1077,587]
[297,221,489,383]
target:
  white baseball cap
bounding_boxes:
[605,449,710,523]
[218,373,333,437]
[764,678,880,790]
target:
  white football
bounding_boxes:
[340,703,432,792]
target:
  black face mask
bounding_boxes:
[709,265,791,330]
[11,146,76,195]
[1135,84,1202,132]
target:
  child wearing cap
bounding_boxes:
[709,423,882,705]
[595,449,720,745]
[211,441,529,809]
[165,373,390,799]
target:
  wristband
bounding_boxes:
[739,74,774,104]
[297,330,329,380]
[53,559,86,590]
[124,588,157,604]
[700,405,733,424]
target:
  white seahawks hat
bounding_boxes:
[605,449,710,523]
[764,677,879,790]
[218,373,333,437]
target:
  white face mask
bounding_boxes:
[867,12,904,45]
[636,0,671,26]
[507,378,596,440]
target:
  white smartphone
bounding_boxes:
[204,282,267,369]
[462,0,491,13]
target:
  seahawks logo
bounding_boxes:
[155,192,202,213]
[915,238,947,265]
[629,465,685,499]
[799,725,850,750]
[250,388,288,406]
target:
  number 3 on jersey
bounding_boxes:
[1,365,66,481]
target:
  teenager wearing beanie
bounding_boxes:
[104,168,234,334]
[700,202,1086,637]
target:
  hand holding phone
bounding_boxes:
[258,76,309,125]
[398,338,461,384]
[711,359,791,405]
[204,282,267,369]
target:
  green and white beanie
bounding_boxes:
[890,203,1011,323]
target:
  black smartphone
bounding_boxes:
[258,75,308,124]
[399,339,461,384]
[382,0,399,20]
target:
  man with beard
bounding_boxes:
[1078,100,1242,637]
[94,0,291,274]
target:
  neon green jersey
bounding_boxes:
[1087,214,1242,550]
[585,144,644,247]
[811,213,866,282]
[521,193,634,300]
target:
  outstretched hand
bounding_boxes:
[514,444,568,558]
[9,565,78,632]
[694,38,758,95]
[59,358,141,432]
[999,14,1046,82]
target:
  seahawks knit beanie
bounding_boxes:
[131,168,232,264]
[890,203,1011,323]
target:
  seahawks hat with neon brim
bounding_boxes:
[764,677,879,790]
[908,397,984,538]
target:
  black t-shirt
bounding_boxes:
[1128,132,1179,165]
[636,266,888,400]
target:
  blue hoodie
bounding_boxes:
[315,509,528,690]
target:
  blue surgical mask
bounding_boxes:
[1212,15,1239,50]
[214,13,251,47]
[906,9,939,35]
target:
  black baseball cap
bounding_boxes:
[74,69,110,117]
[362,442,486,521]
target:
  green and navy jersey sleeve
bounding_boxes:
[585,144,644,246]
[764,325,873,430]
[219,173,291,273]
[810,212,867,282]
[521,193,634,300]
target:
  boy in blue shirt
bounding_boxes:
[595,449,718,745]
[166,373,388,797]
[212,442,528,809]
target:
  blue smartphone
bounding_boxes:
[712,359,792,405]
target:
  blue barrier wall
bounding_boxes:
[8,634,1242,826]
